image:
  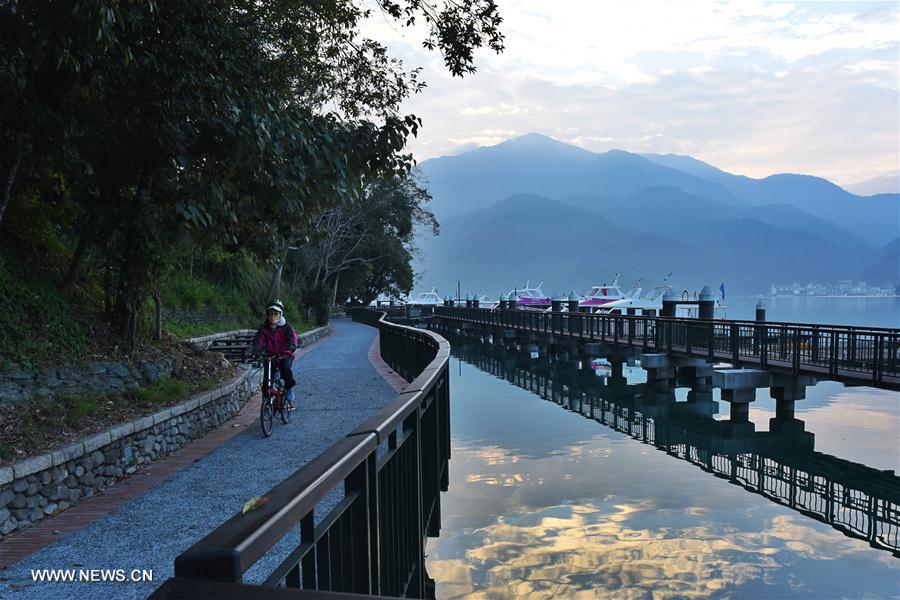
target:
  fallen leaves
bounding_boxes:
[241,496,270,514]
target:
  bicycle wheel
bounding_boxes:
[280,394,292,424]
[260,396,274,437]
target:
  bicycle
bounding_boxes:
[256,352,295,437]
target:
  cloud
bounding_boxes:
[361,0,899,183]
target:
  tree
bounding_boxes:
[0,0,502,346]
[313,171,438,306]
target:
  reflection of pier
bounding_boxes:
[453,337,900,557]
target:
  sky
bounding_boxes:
[362,0,900,189]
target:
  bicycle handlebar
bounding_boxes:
[249,351,295,359]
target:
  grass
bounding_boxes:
[0,254,90,370]
[131,376,192,408]
[0,373,230,464]
[162,319,255,339]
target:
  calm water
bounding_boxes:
[425,299,900,598]
[726,296,899,329]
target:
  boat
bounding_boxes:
[409,287,443,306]
[592,274,671,316]
[578,272,631,310]
[368,293,406,307]
[506,281,551,309]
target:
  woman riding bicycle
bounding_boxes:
[252,300,299,405]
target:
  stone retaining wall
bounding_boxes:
[0,325,329,536]
[0,360,175,406]
[0,368,254,535]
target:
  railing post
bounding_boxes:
[874,333,883,386]
[731,323,739,366]
[300,511,317,589]
[402,408,425,598]
[346,456,379,595]
[792,327,801,373]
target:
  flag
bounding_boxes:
[719,282,726,300]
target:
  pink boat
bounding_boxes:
[578,273,630,309]
[507,281,551,309]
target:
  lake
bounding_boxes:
[425,299,900,598]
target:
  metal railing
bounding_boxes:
[457,338,900,556]
[151,308,450,599]
[435,306,900,389]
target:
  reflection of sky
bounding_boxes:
[429,359,900,598]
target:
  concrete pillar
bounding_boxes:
[661,286,677,318]
[755,299,766,322]
[551,295,563,313]
[473,296,480,309]
[499,293,508,310]
[769,374,813,421]
[551,294,563,332]
[567,290,580,334]
[465,294,472,309]
[714,368,769,427]
[684,388,717,417]
[642,353,675,388]
[698,284,715,319]
[609,359,624,380]
[508,294,517,310]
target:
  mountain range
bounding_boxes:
[414,133,899,295]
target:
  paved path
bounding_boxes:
[0,319,400,599]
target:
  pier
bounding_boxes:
[431,306,900,394]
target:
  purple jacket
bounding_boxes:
[252,319,299,355]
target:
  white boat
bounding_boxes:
[369,293,406,307]
[578,272,632,310]
[506,281,551,309]
[409,287,443,306]
[592,274,671,316]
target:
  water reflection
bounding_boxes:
[428,335,900,598]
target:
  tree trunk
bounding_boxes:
[267,261,284,301]
[152,288,162,341]
[0,135,28,227]
[103,238,113,318]
[60,210,97,291]
[331,271,341,307]
[266,245,290,301]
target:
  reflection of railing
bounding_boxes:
[435,307,900,389]
[151,309,451,598]
[457,340,900,557]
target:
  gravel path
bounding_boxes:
[0,319,397,599]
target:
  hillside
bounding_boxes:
[419,133,742,219]
[416,193,884,295]
[419,134,898,246]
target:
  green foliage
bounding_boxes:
[61,392,103,427]
[333,171,437,305]
[1,0,501,348]
[303,282,332,326]
[0,254,89,369]
[131,376,191,408]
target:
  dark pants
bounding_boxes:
[268,356,295,391]
[280,356,296,390]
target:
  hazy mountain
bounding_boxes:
[418,134,898,246]
[415,134,899,293]
[419,133,743,220]
[641,153,899,245]
[845,173,900,196]
[859,238,900,284]
[417,193,880,295]
[562,187,870,249]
